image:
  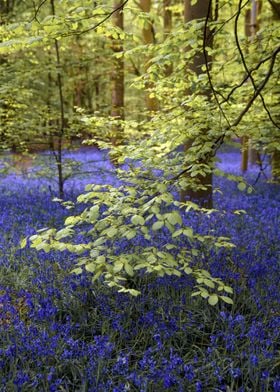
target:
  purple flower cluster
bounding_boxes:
[0,148,280,390]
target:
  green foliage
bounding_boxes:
[28,180,234,304]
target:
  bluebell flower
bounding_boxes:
[184,364,195,381]
[195,381,203,392]
[273,378,280,392]
[249,354,258,367]
[229,367,241,379]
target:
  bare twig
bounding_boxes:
[30,0,48,22]
[234,0,280,129]
[171,44,280,183]
[221,48,280,104]
[203,0,231,128]
[62,0,129,37]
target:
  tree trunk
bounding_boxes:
[269,0,280,178]
[109,0,125,165]
[50,0,66,199]
[249,0,262,165]
[242,0,262,170]
[110,0,125,160]
[139,0,158,112]
[272,150,280,181]
[163,0,172,37]
[181,0,213,209]
[241,136,249,173]
[163,0,172,75]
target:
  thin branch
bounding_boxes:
[232,44,280,129]
[203,0,231,128]
[253,153,268,184]
[62,0,129,37]
[30,0,48,22]
[50,0,66,198]
[214,0,219,21]
[234,0,280,129]
[171,45,280,183]
[213,0,250,37]
[221,47,280,103]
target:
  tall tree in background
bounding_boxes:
[180,0,213,208]
[111,0,125,147]
[163,0,172,37]
[139,0,158,113]
[50,0,66,198]
[269,0,280,181]
[163,0,172,76]
[241,0,262,172]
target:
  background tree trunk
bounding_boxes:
[139,0,158,112]
[181,0,213,209]
[269,0,280,179]
[111,0,125,147]
[163,0,172,75]
[50,0,66,198]
[241,0,262,171]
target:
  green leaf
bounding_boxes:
[224,286,233,294]
[125,230,137,239]
[127,289,140,296]
[113,262,124,273]
[220,296,233,305]
[183,228,193,238]
[203,279,215,289]
[208,294,219,306]
[71,267,83,275]
[184,266,193,274]
[20,237,27,249]
[152,221,164,231]
[131,214,145,225]
[85,263,96,273]
[30,236,42,248]
[96,255,106,264]
[93,237,106,246]
[88,205,99,221]
[247,187,253,194]
[124,262,134,277]
[165,244,176,250]
[201,291,209,299]
[238,182,246,191]
[157,183,167,192]
[106,227,118,238]
[166,211,182,226]
[192,249,199,256]
[172,229,183,238]
[191,291,201,297]
[147,254,157,263]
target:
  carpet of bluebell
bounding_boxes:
[0,148,279,391]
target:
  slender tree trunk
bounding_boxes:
[163,0,172,75]
[50,0,65,198]
[111,0,124,147]
[181,0,213,209]
[94,79,100,112]
[139,0,158,112]
[272,150,280,181]
[249,0,262,165]
[163,0,172,37]
[72,38,92,111]
[242,0,262,171]
[269,0,280,179]
[109,0,125,166]
[241,136,249,173]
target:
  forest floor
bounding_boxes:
[0,147,280,391]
